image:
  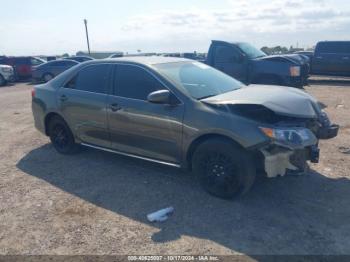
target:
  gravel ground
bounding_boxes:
[0,81,349,256]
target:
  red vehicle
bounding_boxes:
[0,56,45,80]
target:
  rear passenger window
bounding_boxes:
[30,58,43,66]
[63,60,77,66]
[114,65,162,100]
[318,42,350,54]
[50,61,64,67]
[65,64,110,94]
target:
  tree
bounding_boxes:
[261,46,289,55]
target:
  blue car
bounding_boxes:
[32,59,79,83]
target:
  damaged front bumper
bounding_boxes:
[261,144,319,178]
[317,111,339,139]
[259,110,339,178]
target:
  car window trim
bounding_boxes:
[111,63,183,105]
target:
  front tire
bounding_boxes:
[192,138,256,199]
[0,75,5,86]
[48,116,80,154]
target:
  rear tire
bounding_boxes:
[48,116,80,154]
[192,138,256,199]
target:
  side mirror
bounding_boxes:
[147,90,172,104]
[238,54,245,63]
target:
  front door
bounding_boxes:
[107,64,184,164]
[57,63,112,147]
[213,45,247,82]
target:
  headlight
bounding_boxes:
[260,126,316,147]
[290,66,301,77]
[1,67,12,73]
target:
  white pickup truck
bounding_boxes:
[0,64,15,86]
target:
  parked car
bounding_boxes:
[44,56,57,61]
[0,64,15,86]
[206,40,309,88]
[109,53,124,58]
[311,41,350,76]
[64,56,94,63]
[31,57,338,199]
[0,56,45,80]
[294,51,314,61]
[32,59,79,83]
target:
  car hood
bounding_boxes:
[254,54,306,65]
[202,84,320,119]
[0,64,13,69]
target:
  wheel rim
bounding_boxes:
[201,152,240,195]
[52,124,69,150]
[44,74,53,82]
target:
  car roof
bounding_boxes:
[43,59,79,65]
[99,56,191,65]
[318,41,350,43]
[68,56,93,58]
[212,40,247,46]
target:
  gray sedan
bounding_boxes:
[31,57,338,199]
[32,59,78,83]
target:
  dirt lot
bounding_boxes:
[0,80,350,256]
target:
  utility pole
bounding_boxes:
[84,19,91,55]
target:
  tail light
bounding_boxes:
[31,89,35,97]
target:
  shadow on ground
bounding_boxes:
[309,76,350,87]
[17,144,350,255]
[0,83,15,88]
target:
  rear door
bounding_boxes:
[57,63,112,147]
[212,44,247,82]
[107,64,184,164]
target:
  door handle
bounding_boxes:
[316,56,323,59]
[343,57,349,60]
[60,95,68,102]
[110,103,122,112]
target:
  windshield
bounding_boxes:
[236,42,266,59]
[154,62,243,100]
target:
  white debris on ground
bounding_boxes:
[147,207,174,222]
[336,104,345,109]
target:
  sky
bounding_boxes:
[0,0,349,56]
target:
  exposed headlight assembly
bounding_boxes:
[260,126,317,148]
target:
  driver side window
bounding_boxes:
[215,46,239,63]
[114,65,163,100]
